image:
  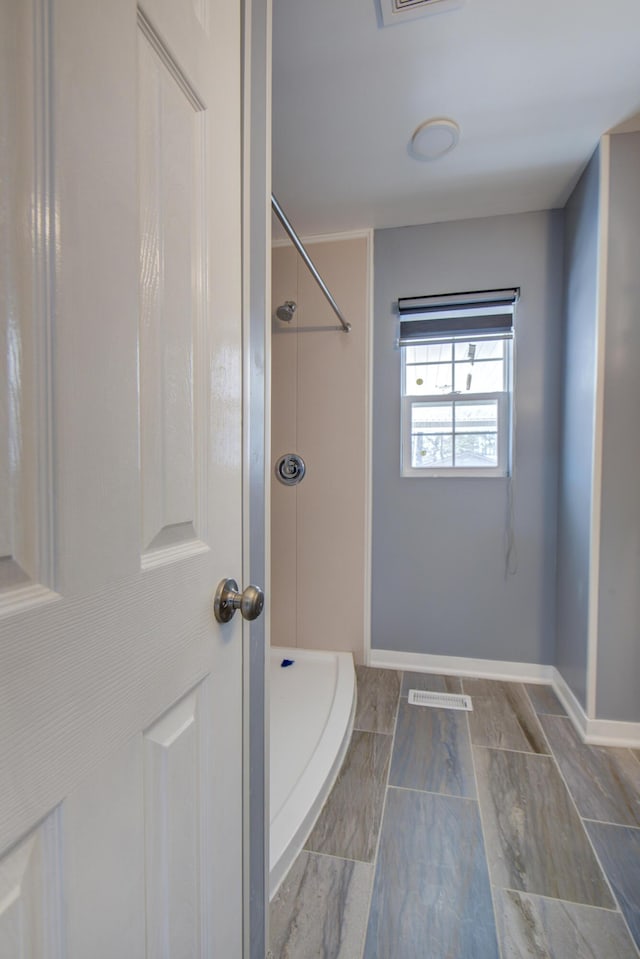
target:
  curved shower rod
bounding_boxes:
[271,194,351,333]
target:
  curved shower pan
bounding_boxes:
[269,646,356,899]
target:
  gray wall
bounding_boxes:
[372,211,563,664]
[555,149,601,710]
[596,132,640,722]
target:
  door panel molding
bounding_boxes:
[138,16,208,561]
[0,808,63,958]
[0,0,55,614]
[145,688,203,956]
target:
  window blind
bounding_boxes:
[398,288,519,345]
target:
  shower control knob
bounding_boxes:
[276,453,306,486]
[213,578,265,623]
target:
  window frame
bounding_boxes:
[400,335,513,478]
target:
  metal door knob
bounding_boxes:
[214,578,265,623]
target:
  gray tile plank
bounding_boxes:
[388,699,475,797]
[354,666,400,734]
[269,851,373,959]
[363,788,499,959]
[305,730,391,862]
[495,888,639,959]
[400,671,462,697]
[586,821,640,951]
[540,715,640,827]
[463,679,550,753]
[523,683,567,716]
[632,749,640,767]
[474,746,614,907]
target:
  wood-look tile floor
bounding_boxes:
[269,668,640,959]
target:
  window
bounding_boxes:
[399,289,517,477]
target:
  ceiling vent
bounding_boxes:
[380,0,464,27]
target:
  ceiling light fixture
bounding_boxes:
[409,118,460,161]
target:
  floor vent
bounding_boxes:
[408,690,473,711]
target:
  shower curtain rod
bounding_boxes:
[271,194,351,333]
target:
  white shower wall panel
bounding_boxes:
[271,235,370,661]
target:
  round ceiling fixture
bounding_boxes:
[409,118,460,161]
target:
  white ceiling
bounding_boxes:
[271,0,640,236]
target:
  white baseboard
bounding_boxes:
[552,668,640,748]
[368,649,554,684]
[368,649,640,747]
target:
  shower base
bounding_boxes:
[269,645,356,899]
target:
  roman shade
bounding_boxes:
[398,288,519,345]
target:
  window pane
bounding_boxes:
[454,401,498,433]
[404,345,423,365]
[412,434,453,468]
[453,400,498,467]
[454,359,504,393]
[406,362,453,395]
[410,403,453,468]
[402,334,510,475]
[411,403,453,434]
[405,343,452,366]
[454,433,498,467]
[454,340,504,362]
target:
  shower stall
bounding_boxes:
[268,203,372,895]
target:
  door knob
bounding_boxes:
[214,578,265,623]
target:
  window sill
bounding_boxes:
[401,468,509,478]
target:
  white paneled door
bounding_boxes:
[0,0,246,955]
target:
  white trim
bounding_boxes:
[262,17,273,956]
[369,648,553,683]
[368,649,640,747]
[241,0,271,952]
[552,668,640,748]
[272,227,374,248]
[550,667,592,739]
[588,136,611,715]
[362,229,374,667]
[241,7,253,952]
[587,134,611,720]
[608,114,640,135]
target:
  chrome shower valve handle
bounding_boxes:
[276,453,306,486]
